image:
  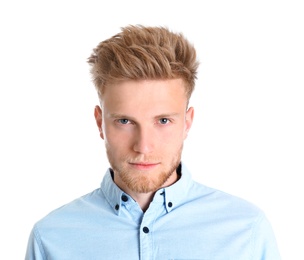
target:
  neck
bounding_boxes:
[130,192,155,212]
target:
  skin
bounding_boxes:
[94,78,194,211]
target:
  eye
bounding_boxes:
[118,119,130,124]
[159,118,169,124]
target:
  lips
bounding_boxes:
[129,162,160,170]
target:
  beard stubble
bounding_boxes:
[107,145,183,193]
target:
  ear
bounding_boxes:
[94,105,104,139]
[184,107,194,139]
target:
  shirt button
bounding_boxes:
[115,204,119,210]
[121,195,128,202]
[168,202,173,207]
[143,227,149,233]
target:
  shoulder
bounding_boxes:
[34,188,106,229]
[178,163,263,220]
[178,178,265,229]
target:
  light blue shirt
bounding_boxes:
[25,163,281,259]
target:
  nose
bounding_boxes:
[133,125,154,154]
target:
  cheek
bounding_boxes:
[104,127,132,150]
[104,137,123,161]
[160,128,185,147]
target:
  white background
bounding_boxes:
[0,1,303,259]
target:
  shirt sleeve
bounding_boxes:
[251,213,281,260]
[25,226,45,260]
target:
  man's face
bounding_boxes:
[94,79,194,194]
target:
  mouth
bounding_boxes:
[129,162,160,170]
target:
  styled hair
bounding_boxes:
[88,25,199,101]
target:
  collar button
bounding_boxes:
[121,194,128,202]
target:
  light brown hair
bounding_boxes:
[88,25,199,101]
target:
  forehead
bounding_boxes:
[101,79,188,114]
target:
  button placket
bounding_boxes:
[139,204,159,260]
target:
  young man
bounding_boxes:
[25,25,281,259]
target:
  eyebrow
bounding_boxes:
[108,112,181,120]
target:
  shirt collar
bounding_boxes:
[100,162,193,215]
[161,162,193,213]
[100,169,128,215]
